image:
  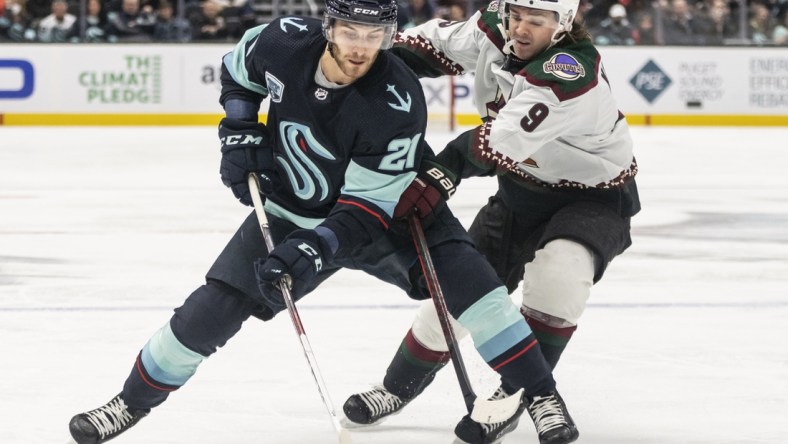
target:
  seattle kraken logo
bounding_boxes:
[278,121,336,202]
[280,17,308,32]
[386,84,411,112]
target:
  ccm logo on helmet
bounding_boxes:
[352,7,380,15]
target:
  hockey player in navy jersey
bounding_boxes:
[344,0,639,442]
[67,0,578,443]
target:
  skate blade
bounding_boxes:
[452,437,504,444]
[339,416,382,429]
[470,388,523,424]
[339,408,403,429]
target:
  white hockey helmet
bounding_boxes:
[498,0,580,47]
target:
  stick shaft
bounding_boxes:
[407,213,476,413]
[247,174,349,443]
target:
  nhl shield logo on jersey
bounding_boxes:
[314,88,328,100]
[265,72,285,103]
[542,53,586,80]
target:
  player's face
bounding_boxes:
[327,20,389,81]
[507,5,560,60]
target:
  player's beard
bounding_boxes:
[330,44,379,82]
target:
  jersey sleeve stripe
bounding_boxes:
[223,25,269,96]
[336,198,389,230]
[342,160,416,216]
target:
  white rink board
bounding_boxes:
[1,44,787,119]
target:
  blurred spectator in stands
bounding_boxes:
[565,0,592,31]
[704,0,738,43]
[1,0,35,40]
[634,10,657,44]
[446,0,468,20]
[152,0,190,41]
[406,0,437,27]
[584,0,616,29]
[66,0,107,41]
[37,0,76,41]
[773,8,788,44]
[434,0,468,21]
[25,0,51,21]
[106,0,156,41]
[662,0,712,44]
[395,0,413,29]
[189,0,227,40]
[748,1,776,44]
[86,0,107,39]
[591,3,638,44]
[212,0,253,39]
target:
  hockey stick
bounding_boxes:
[407,213,523,424]
[248,174,352,444]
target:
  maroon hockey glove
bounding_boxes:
[394,160,457,223]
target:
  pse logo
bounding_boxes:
[630,60,671,104]
[0,60,35,99]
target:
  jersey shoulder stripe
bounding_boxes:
[224,24,269,95]
[225,16,323,96]
[477,1,506,51]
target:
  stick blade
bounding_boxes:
[337,427,353,444]
[470,388,524,424]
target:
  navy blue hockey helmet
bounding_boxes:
[323,0,398,49]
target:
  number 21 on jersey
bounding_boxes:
[378,133,423,171]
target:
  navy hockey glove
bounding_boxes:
[394,160,457,223]
[218,117,279,206]
[254,230,334,312]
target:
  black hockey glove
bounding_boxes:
[218,117,279,206]
[254,230,334,312]
[394,159,457,225]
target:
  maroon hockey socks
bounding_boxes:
[523,311,578,369]
[382,328,450,400]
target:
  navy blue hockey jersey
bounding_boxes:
[220,16,429,241]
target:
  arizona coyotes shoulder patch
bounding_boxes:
[542,53,586,80]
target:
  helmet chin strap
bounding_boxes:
[549,27,568,46]
[497,22,514,55]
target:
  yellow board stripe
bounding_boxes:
[1,113,786,127]
[624,114,788,126]
[1,114,226,126]
[456,114,788,127]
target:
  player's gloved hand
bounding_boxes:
[254,230,334,312]
[394,160,457,224]
[218,117,279,206]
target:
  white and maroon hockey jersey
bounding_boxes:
[392,1,639,217]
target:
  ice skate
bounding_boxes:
[453,386,526,444]
[69,393,149,444]
[526,391,578,444]
[342,385,409,426]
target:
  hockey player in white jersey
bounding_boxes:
[344,0,640,443]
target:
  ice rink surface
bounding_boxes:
[1,125,787,444]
